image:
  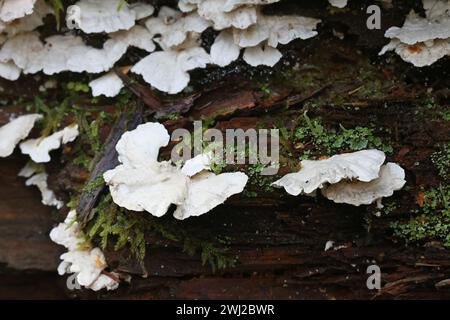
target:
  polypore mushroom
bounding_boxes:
[210,11,321,67]
[23,172,64,209]
[50,210,119,291]
[131,34,211,94]
[0,60,20,80]
[144,6,210,49]
[243,43,282,67]
[379,38,450,67]
[321,162,406,207]
[173,170,249,220]
[65,0,154,34]
[196,0,259,30]
[210,30,241,66]
[0,27,154,76]
[380,0,450,66]
[20,124,79,163]
[232,15,321,48]
[89,71,125,97]
[272,149,386,196]
[1,0,53,37]
[0,113,42,157]
[0,32,120,74]
[108,25,156,53]
[0,0,37,23]
[103,122,248,219]
[328,0,348,8]
[18,162,63,209]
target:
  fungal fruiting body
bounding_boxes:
[104,122,248,220]
[273,149,406,207]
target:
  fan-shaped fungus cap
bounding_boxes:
[210,29,241,66]
[1,0,53,37]
[131,38,210,94]
[89,71,124,97]
[384,10,450,45]
[243,43,282,66]
[328,0,348,8]
[20,124,79,163]
[104,122,248,219]
[50,210,119,291]
[233,15,321,48]
[321,162,406,206]
[0,113,42,157]
[379,38,450,67]
[66,0,154,34]
[197,0,258,30]
[144,6,210,49]
[272,149,386,196]
[49,210,83,251]
[173,171,248,220]
[24,172,64,208]
[0,32,124,75]
[0,0,37,22]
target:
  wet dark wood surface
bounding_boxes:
[0,0,449,300]
[1,100,449,299]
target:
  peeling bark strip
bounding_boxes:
[77,109,143,226]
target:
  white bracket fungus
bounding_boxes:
[274,150,406,207]
[0,0,321,94]
[131,37,211,94]
[20,124,79,163]
[89,71,125,97]
[1,0,53,37]
[50,210,119,291]
[380,38,450,67]
[18,162,63,209]
[0,27,154,76]
[103,122,248,220]
[328,0,348,8]
[242,44,283,67]
[210,11,321,67]
[321,162,406,207]
[0,0,37,23]
[380,0,450,66]
[0,113,42,157]
[66,0,154,34]
[0,60,20,80]
[210,30,241,67]
[24,172,64,209]
[232,15,321,48]
[145,6,210,49]
[273,149,386,196]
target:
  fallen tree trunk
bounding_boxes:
[0,90,449,299]
[0,0,449,300]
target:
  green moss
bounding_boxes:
[83,194,236,271]
[431,143,450,181]
[85,194,147,260]
[293,112,393,157]
[67,81,90,93]
[391,185,450,247]
[243,163,275,197]
[82,174,105,194]
[32,97,69,137]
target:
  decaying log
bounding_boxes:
[0,0,449,300]
[1,95,449,299]
[77,109,143,226]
